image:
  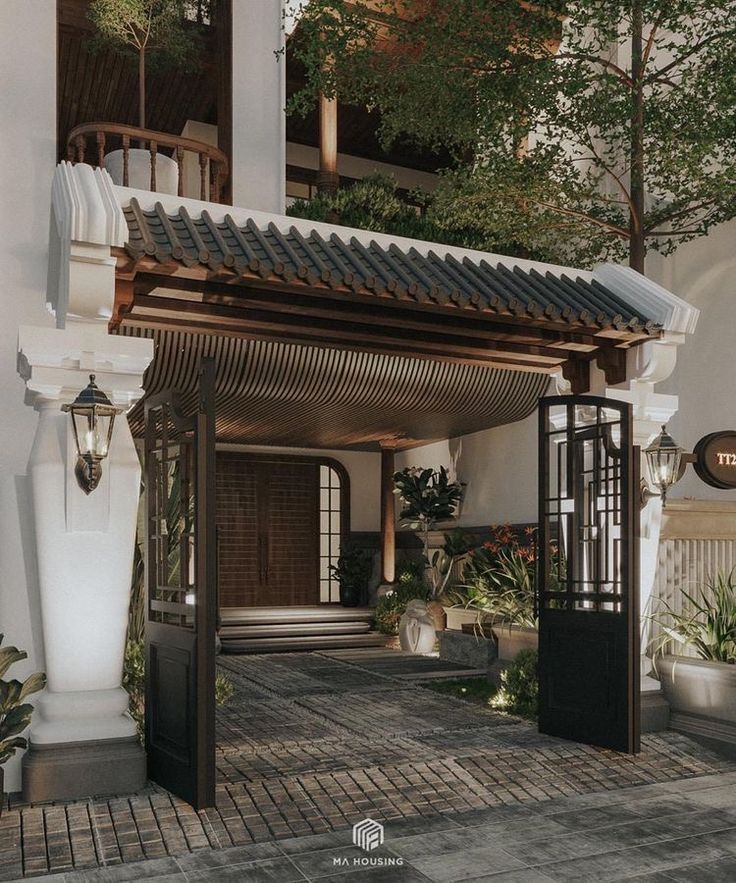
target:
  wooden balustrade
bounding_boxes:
[66,122,230,204]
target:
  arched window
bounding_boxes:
[319,463,348,602]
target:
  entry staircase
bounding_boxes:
[219,606,389,653]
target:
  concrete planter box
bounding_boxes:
[494,624,538,662]
[443,606,484,632]
[439,629,497,670]
[658,655,736,750]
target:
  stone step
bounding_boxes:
[220,631,390,654]
[220,620,372,639]
[220,605,374,627]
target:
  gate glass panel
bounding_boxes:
[538,395,640,753]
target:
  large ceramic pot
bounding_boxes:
[104,148,179,194]
[399,600,437,654]
[494,623,538,662]
[658,655,736,727]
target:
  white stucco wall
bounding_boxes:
[217,444,381,532]
[395,411,541,527]
[0,1,57,790]
[648,222,736,502]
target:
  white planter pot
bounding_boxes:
[104,148,178,195]
[658,655,736,723]
[443,606,484,632]
[495,623,538,662]
[399,600,437,654]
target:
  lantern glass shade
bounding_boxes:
[645,424,683,505]
[61,375,123,494]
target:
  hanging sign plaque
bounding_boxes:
[693,431,736,489]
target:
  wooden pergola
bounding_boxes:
[112,197,662,584]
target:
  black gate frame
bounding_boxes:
[537,395,640,754]
[144,357,217,809]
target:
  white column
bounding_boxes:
[17,162,154,799]
[231,0,285,212]
[18,325,153,746]
[602,341,681,682]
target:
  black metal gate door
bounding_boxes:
[144,357,216,808]
[537,395,640,753]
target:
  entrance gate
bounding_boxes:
[537,395,640,753]
[144,357,217,808]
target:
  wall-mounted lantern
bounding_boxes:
[62,374,123,495]
[642,425,736,508]
[644,425,684,507]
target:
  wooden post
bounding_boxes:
[317,92,339,196]
[380,442,396,585]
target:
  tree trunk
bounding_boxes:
[629,0,646,274]
[138,48,146,136]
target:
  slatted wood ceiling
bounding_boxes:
[122,329,549,450]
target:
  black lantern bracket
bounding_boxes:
[61,374,124,495]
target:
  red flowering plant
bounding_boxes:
[461,525,563,629]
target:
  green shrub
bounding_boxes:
[123,640,234,741]
[490,649,538,720]
[374,563,431,635]
[0,635,46,765]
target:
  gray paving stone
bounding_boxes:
[183,855,306,882]
[464,872,554,883]
[408,846,525,883]
[4,650,736,880]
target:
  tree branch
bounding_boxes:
[646,27,736,84]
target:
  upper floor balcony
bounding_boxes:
[66,122,230,204]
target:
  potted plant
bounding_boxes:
[0,636,46,809]
[330,542,373,607]
[374,562,431,649]
[459,525,549,660]
[89,0,202,193]
[393,466,465,632]
[649,570,736,742]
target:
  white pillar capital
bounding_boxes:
[18,323,153,410]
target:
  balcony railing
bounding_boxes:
[66,122,230,204]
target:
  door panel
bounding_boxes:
[144,357,216,809]
[537,395,640,754]
[216,455,259,607]
[264,462,320,606]
[216,455,320,607]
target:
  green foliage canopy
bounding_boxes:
[291,0,736,271]
[89,0,203,128]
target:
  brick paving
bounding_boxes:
[1,649,734,880]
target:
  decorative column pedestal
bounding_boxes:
[18,324,153,802]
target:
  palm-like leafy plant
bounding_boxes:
[0,636,46,766]
[393,466,465,598]
[648,571,736,664]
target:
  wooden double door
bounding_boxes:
[216,453,320,607]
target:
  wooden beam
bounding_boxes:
[596,347,628,386]
[562,358,591,395]
[122,295,569,371]
[380,442,397,586]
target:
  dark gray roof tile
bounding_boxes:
[122,200,661,337]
